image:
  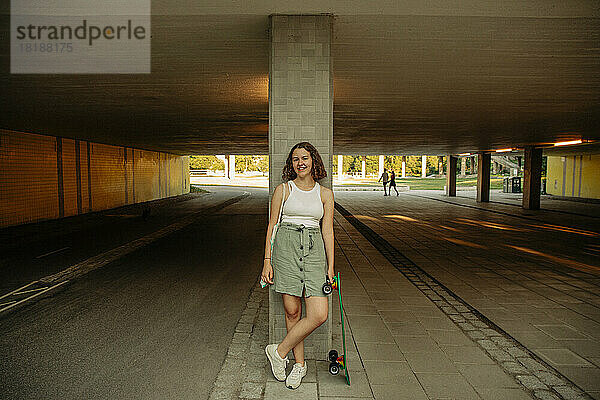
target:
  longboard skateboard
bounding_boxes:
[324,272,350,385]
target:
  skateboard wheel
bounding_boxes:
[329,362,340,375]
[322,281,333,295]
[328,350,338,362]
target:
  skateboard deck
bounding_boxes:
[328,272,350,385]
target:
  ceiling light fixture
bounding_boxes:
[553,140,583,147]
[458,152,471,156]
[495,148,512,153]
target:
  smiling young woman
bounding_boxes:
[262,141,335,390]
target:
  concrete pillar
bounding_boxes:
[477,152,491,202]
[402,156,406,178]
[523,147,542,210]
[229,155,236,179]
[337,155,343,180]
[461,157,467,175]
[378,155,384,178]
[268,15,333,360]
[438,156,444,176]
[223,156,229,178]
[492,160,497,175]
[361,156,366,178]
[421,155,427,178]
[446,155,457,196]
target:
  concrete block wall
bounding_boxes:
[268,14,334,191]
[0,129,189,228]
[268,15,334,361]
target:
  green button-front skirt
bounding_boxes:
[271,222,328,298]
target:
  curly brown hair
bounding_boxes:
[282,142,327,182]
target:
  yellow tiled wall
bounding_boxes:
[547,154,600,199]
[134,149,160,204]
[0,129,190,228]
[90,143,126,212]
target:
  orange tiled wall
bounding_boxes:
[62,138,79,217]
[0,129,190,228]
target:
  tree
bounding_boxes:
[233,155,269,174]
[365,156,379,174]
[349,156,362,173]
[384,156,403,174]
[256,156,269,175]
[189,156,224,170]
[405,156,420,176]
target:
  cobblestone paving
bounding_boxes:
[209,281,269,400]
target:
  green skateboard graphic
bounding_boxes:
[325,272,350,385]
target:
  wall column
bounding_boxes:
[461,157,467,176]
[477,152,491,202]
[446,155,457,197]
[268,14,333,359]
[421,155,427,178]
[337,155,343,181]
[378,155,384,178]
[223,155,229,178]
[361,156,366,178]
[523,147,542,210]
[56,137,64,218]
[402,156,406,178]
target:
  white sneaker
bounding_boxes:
[265,344,288,381]
[286,362,307,389]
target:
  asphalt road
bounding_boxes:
[0,187,269,400]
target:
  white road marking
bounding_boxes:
[13,287,48,296]
[0,281,69,315]
[35,247,70,259]
[0,281,36,301]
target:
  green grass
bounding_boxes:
[337,176,505,190]
[190,185,210,193]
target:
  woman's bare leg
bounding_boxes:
[277,296,328,358]
[282,294,304,364]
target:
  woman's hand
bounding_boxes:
[262,259,274,285]
[327,267,335,284]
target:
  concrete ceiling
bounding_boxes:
[1,1,599,156]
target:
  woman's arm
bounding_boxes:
[321,187,335,282]
[262,183,284,284]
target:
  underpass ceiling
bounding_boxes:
[0,2,599,156]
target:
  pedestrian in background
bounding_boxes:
[378,168,389,196]
[389,170,399,196]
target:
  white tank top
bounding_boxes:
[281,180,324,228]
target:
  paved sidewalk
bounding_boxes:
[335,191,599,399]
[209,212,536,399]
[451,189,600,218]
[210,190,598,400]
